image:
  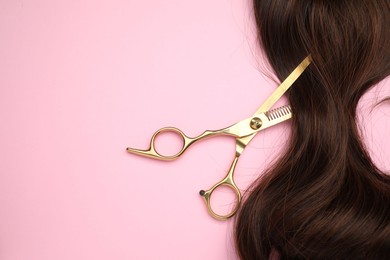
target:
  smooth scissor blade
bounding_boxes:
[234,56,312,150]
[254,55,312,115]
[224,56,312,141]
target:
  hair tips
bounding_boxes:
[235,0,390,259]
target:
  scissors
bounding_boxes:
[127,56,311,220]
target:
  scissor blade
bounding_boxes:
[253,105,293,134]
[254,55,311,115]
[264,105,292,123]
[232,105,293,155]
[224,105,292,139]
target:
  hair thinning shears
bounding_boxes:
[127,56,311,220]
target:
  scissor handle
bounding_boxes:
[127,126,223,160]
[199,156,241,220]
[126,127,194,161]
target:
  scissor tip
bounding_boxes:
[199,190,205,196]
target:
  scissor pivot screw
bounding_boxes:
[250,117,262,130]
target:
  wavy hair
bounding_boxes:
[235,0,390,259]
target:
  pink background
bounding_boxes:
[0,1,389,259]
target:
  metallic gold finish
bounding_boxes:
[255,55,311,114]
[250,117,263,130]
[199,156,241,220]
[266,105,292,121]
[126,56,312,220]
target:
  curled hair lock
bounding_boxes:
[235,0,390,259]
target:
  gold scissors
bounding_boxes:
[127,56,311,220]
